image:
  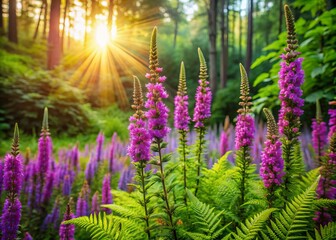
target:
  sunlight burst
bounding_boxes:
[95,24,109,48]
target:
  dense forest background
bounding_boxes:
[0,0,335,142]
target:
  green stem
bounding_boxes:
[139,163,151,240]
[195,127,204,196]
[157,141,177,240]
[282,139,294,203]
[180,130,188,206]
[238,146,248,220]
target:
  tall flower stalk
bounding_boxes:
[260,108,285,208]
[128,76,152,239]
[328,102,336,140]
[314,133,336,226]
[278,5,305,201]
[101,174,112,214]
[174,61,190,204]
[1,123,23,240]
[312,100,327,165]
[37,107,52,205]
[145,27,177,240]
[193,48,212,196]
[235,64,254,219]
[59,203,75,240]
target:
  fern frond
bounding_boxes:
[186,189,231,239]
[232,208,276,240]
[313,222,336,240]
[63,212,117,240]
[264,179,318,239]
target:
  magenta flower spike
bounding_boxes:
[59,204,75,240]
[193,49,212,128]
[260,109,285,200]
[23,232,33,240]
[91,191,100,214]
[328,103,336,140]
[235,64,255,150]
[96,131,104,162]
[102,174,113,214]
[312,100,328,164]
[76,181,90,217]
[278,6,304,140]
[144,27,170,140]
[127,76,151,163]
[174,62,190,131]
[1,123,23,240]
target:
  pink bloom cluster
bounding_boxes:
[312,119,327,156]
[278,57,304,135]
[193,80,212,128]
[328,109,336,140]
[174,94,190,131]
[260,136,285,188]
[235,114,255,149]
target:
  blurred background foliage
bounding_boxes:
[0,0,335,146]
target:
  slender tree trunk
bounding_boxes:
[238,0,242,59]
[173,0,180,48]
[208,0,218,93]
[61,0,70,53]
[107,0,114,34]
[231,3,235,57]
[279,0,283,34]
[42,0,48,38]
[245,0,253,76]
[91,0,97,36]
[33,1,44,39]
[220,0,228,88]
[8,0,18,43]
[0,0,4,35]
[67,15,71,49]
[47,0,61,69]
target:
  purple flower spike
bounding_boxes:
[91,191,100,214]
[96,132,105,162]
[260,109,285,189]
[193,49,212,128]
[63,174,71,197]
[102,174,113,214]
[174,62,190,131]
[128,76,151,163]
[59,204,75,240]
[312,100,327,163]
[328,105,336,140]
[76,182,90,217]
[42,171,54,203]
[1,198,22,240]
[3,154,23,196]
[144,28,170,140]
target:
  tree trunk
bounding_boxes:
[107,0,114,34]
[238,0,242,59]
[220,0,228,88]
[8,0,18,43]
[47,0,61,69]
[84,0,88,47]
[279,0,283,34]
[231,2,235,57]
[42,0,48,38]
[91,0,97,36]
[0,0,4,35]
[61,0,70,53]
[208,0,218,93]
[173,0,180,48]
[33,1,44,39]
[245,0,253,76]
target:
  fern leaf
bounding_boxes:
[232,208,276,240]
[264,179,318,239]
[313,222,336,240]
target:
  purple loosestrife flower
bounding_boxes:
[328,103,336,140]
[144,28,170,140]
[76,181,90,217]
[235,64,255,150]
[174,62,190,131]
[102,174,113,214]
[71,144,79,171]
[128,76,151,162]
[260,109,285,189]
[91,191,100,214]
[63,174,71,197]
[59,204,75,240]
[42,171,54,203]
[96,132,104,162]
[193,49,212,128]
[312,100,328,164]
[314,133,336,226]
[109,132,117,172]
[1,123,23,240]
[37,108,52,185]
[219,116,230,156]
[278,7,304,140]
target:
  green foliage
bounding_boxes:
[309,222,336,240]
[263,179,318,239]
[232,208,276,240]
[64,212,144,239]
[185,189,231,240]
